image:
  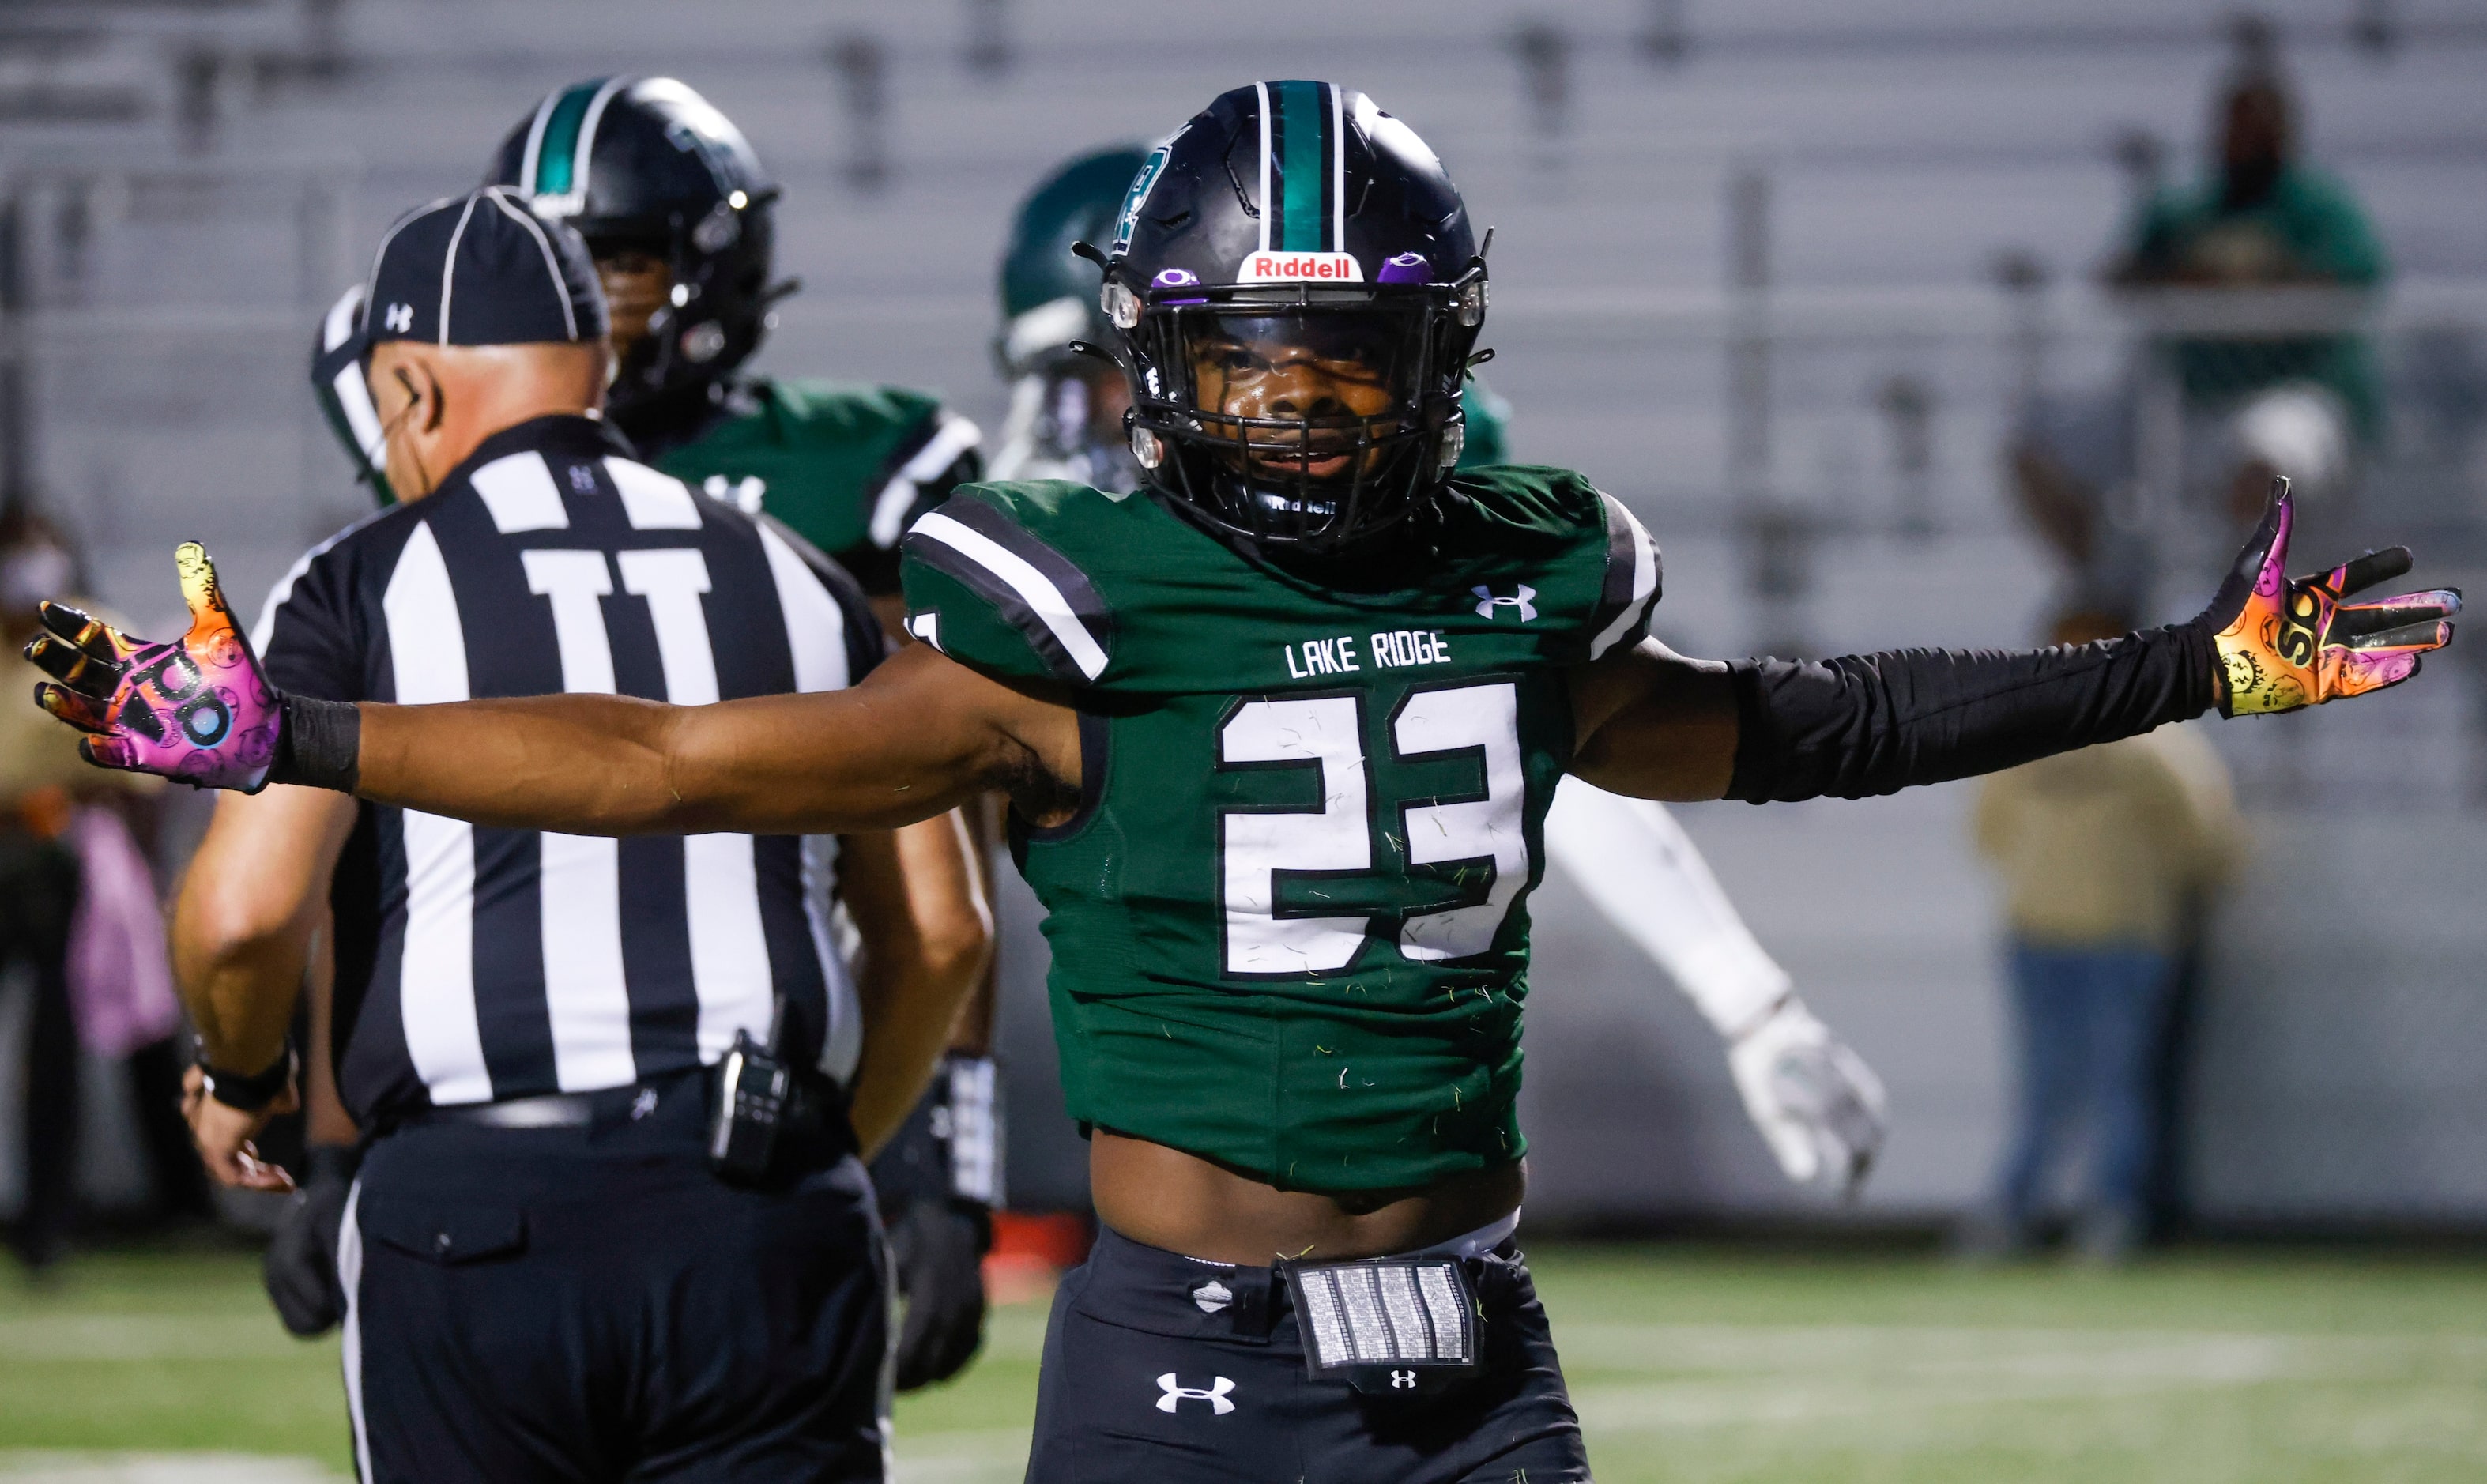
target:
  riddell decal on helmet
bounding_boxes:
[1236,251,1365,283]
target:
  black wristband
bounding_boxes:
[269,694,361,793]
[199,1040,296,1114]
[1724,623,2218,804]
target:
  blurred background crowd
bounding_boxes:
[2,0,2483,1285]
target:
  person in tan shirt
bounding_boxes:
[1967,609,2243,1262]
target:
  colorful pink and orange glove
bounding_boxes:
[2202,480,2460,717]
[24,543,282,791]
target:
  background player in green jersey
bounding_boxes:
[995,144,1888,1196]
[43,81,2457,1484]
[303,77,1004,1392]
[485,77,982,611]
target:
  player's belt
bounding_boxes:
[1278,1253,1486,1397]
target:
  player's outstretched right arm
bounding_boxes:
[28,543,1082,838]
[350,644,1068,836]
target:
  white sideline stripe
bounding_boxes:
[867,414,983,550]
[906,511,1107,680]
[338,1180,371,1484]
[384,522,490,1105]
[1590,495,1661,659]
[472,451,569,533]
[605,457,703,530]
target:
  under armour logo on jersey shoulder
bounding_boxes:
[1191,1279,1234,1313]
[1473,584,1538,622]
[1155,1373,1236,1414]
[382,302,414,333]
[1390,1369,1417,1389]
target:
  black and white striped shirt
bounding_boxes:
[255,414,881,1127]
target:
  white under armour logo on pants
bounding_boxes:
[1155,1373,1237,1414]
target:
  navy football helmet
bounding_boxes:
[1099,81,1487,552]
[485,77,786,423]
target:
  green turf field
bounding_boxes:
[5,1241,2484,1482]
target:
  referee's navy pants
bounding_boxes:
[340,1075,889,1483]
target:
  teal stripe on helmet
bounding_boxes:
[532,83,601,198]
[1274,79,1328,252]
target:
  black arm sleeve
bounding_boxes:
[1724,622,2219,804]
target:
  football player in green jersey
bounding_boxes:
[43,81,2458,1482]
[997,144,1887,1196]
[484,76,982,611]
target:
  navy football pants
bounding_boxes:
[1026,1225,1591,1482]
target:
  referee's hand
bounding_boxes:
[25,543,284,793]
[179,1063,298,1192]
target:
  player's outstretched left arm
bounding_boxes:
[27,544,1084,837]
[1569,480,2458,805]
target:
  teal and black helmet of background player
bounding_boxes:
[485,77,789,421]
[997,145,1152,379]
[992,145,1152,489]
[1098,81,1487,554]
[309,282,394,506]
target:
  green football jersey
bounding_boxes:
[654,377,981,595]
[899,468,1662,1192]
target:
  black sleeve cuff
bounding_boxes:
[268,694,361,793]
[1724,623,2219,804]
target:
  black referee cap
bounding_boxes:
[364,186,609,347]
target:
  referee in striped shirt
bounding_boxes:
[168,188,990,1482]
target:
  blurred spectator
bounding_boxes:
[2109,55,2387,446]
[1961,609,2242,1263]
[1,513,205,1274]
[2014,45,2387,594]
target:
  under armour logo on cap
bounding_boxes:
[1473,584,1539,622]
[1155,1374,1236,1414]
[362,185,609,348]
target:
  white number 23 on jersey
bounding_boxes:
[1218,683,1526,976]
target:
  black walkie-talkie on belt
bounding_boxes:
[709,996,792,1184]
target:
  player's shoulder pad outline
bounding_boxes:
[1590,489,1664,659]
[901,486,1114,685]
